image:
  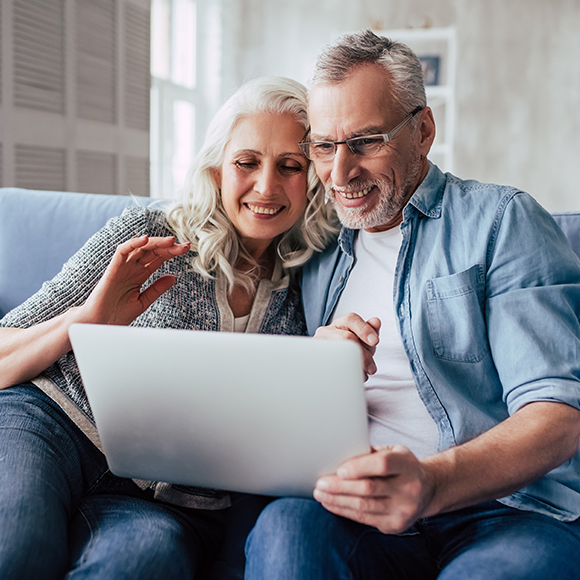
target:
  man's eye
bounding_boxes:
[354,137,383,147]
[312,142,334,151]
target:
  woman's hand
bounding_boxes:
[78,235,190,326]
[0,235,190,390]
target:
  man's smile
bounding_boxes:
[333,185,373,200]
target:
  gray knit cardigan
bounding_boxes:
[1,206,307,508]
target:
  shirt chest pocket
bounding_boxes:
[426,264,489,363]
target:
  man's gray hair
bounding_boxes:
[312,29,427,115]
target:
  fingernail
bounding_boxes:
[368,334,378,345]
[316,478,329,490]
[337,467,349,478]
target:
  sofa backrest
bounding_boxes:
[1,188,580,320]
[552,212,580,260]
[0,187,157,318]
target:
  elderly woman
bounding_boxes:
[0,77,337,580]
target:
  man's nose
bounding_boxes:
[330,143,361,188]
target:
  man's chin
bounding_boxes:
[334,205,384,230]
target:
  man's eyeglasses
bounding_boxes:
[299,106,423,162]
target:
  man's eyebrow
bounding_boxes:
[309,126,386,141]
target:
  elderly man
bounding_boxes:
[245,30,580,579]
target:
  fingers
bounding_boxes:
[316,471,391,499]
[116,236,190,269]
[330,313,380,347]
[335,445,413,480]
[366,316,381,334]
[314,498,412,535]
[314,313,380,378]
[138,275,178,310]
[312,446,427,534]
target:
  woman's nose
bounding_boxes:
[254,166,281,196]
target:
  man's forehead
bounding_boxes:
[308,65,399,138]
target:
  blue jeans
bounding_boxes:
[0,384,225,580]
[245,497,580,579]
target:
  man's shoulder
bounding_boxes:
[436,169,541,226]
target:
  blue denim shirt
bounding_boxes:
[301,163,580,521]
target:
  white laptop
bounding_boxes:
[68,324,369,497]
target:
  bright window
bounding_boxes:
[150,0,197,198]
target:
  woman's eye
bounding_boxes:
[235,160,258,169]
[279,164,304,174]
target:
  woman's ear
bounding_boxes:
[211,167,222,189]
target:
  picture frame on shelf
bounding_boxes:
[419,55,441,86]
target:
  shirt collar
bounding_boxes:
[406,161,446,220]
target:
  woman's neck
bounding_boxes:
[228,245,276,318]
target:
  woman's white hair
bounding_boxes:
[165,76,338,292]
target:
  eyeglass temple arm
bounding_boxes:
[387,106,424,141]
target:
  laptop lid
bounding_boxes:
[69,324,369,497]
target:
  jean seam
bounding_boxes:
[70,507,97,572]
[85,468,116,496]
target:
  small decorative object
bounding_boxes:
[419,55,440,86]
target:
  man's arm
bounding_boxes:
[314,400,580,535]
[313,313,580,534]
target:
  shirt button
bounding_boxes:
[399,304,405,317]
[339,275,344,283]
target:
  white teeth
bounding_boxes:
[247,204,282,215]
[337,186,372,199]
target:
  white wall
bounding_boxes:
[218,0,580,212]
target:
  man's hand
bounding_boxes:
[313,446,434,534]
[79,235,190,326]
[314,313,381,380]
[313,402,580,535]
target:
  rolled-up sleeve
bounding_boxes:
[486,193,580,414]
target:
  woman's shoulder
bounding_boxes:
[116,203,176,238]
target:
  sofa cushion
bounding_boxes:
[0,188,155,318]
[552,212,580,260]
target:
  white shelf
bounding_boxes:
[375,27,456,173]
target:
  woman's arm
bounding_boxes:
[0,236,189,390]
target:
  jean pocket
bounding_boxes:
[426,264,489,363]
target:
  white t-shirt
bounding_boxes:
[331,227,439,458]
[234,314,249,333]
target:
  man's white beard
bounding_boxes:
[328,151,423,230]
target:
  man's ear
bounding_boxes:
[417,107,436,156]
